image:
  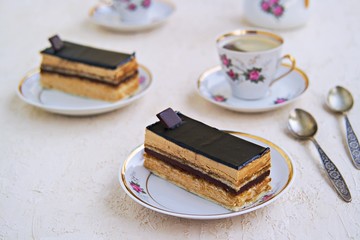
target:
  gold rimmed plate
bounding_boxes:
[17,65,152,116]
[119,131,295,220]
[196,64,309,113]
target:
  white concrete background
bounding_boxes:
[1,0,360,239]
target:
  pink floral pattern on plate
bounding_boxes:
[130,177,146,194]
[274,97,288,104]
[139,75,146,84]
[212,95,227,102]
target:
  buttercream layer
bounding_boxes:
[144,149,270,194]
[41,54,138,84]
[144,154,271,211]
[41,72,139,102]
[145,129,271,191]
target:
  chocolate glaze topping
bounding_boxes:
[41,41,134,69]
[146,112,270,170]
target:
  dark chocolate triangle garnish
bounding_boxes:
[49,35,64,51]
[156,108,182,129]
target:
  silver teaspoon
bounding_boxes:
[327,86,360,169]
[288,108,352,202]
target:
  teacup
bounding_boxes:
[243,0,310,29]
[113,0,152,24]
[216,29,296,100]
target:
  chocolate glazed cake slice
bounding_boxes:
[144,108,272,211]
[40,35,139,102]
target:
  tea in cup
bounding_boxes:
[216,29,296,100]
[113,0,152,23]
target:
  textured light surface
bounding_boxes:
[1,0,360,239]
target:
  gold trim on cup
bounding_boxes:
[217,29,284,50]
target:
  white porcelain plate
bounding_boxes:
[119,131,295,220]
[17,65,152,116]
[197,64,309,113]
[89,0,175,32]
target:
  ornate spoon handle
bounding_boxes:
[344,115,360,169]
[311,139,352,202]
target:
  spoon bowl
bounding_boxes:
[327,86,360,169]
[287,108,352,202]
[288,108,318,139]
[327,86,354,113]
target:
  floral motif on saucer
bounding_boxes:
[197,64,309,113]
[119,132,295,219]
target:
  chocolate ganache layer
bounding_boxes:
[145,148,270,195]
[41,41,134,69]
[146,113,270,170]
[40,67,138,87]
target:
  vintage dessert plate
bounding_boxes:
[17,65,152,116]
[197,64,309,113]
[119,131,295,220]
[89,0,175,32]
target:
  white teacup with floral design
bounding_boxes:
[113,0,152,23]
[243,0,310,29]
[217,29,296,100]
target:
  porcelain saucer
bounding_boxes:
[17,65,152,116]
[197,64,309,113]
[119,131,295,219]
[89,0,175,32]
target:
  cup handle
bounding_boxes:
[270,54,296,86]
